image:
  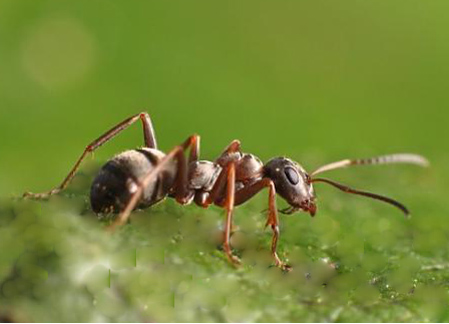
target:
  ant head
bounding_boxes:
[263,157,316,216]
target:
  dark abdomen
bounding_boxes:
[90,148,176,213]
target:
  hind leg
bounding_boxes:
[23,112,157,199]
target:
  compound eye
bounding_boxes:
[284,167,299,185]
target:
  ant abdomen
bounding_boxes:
[90,148,176,213]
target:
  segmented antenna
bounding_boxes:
[311,177,409,216]
[311,153,429,177]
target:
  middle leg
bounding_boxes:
[194,158,241,265]
[222,162,240,265]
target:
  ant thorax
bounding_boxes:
[188,161,222,191]
[188,153,264,193]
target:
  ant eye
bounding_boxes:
[284,167,299,185]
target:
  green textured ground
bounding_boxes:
[0,1,448,322]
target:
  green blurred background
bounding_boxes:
[0,0,448,322]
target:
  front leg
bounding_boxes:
[234,178,291,271]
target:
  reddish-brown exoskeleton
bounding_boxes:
[24,112,429,270]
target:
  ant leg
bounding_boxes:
[234,178,291,271]
[109,135,198,229]
[192,140,242,265]
[173,135,200,204]
[215,139,242,166]
[195,159,240,264]
[221,139,241,155]
[200,139,242,207]
[265,200,291,271]
[139,112,158,149]
[222,162,240,265]
[188,135,200,164]
[23,112,157,199]
[170,134,200,205]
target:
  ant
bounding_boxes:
[23,112,429,270]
